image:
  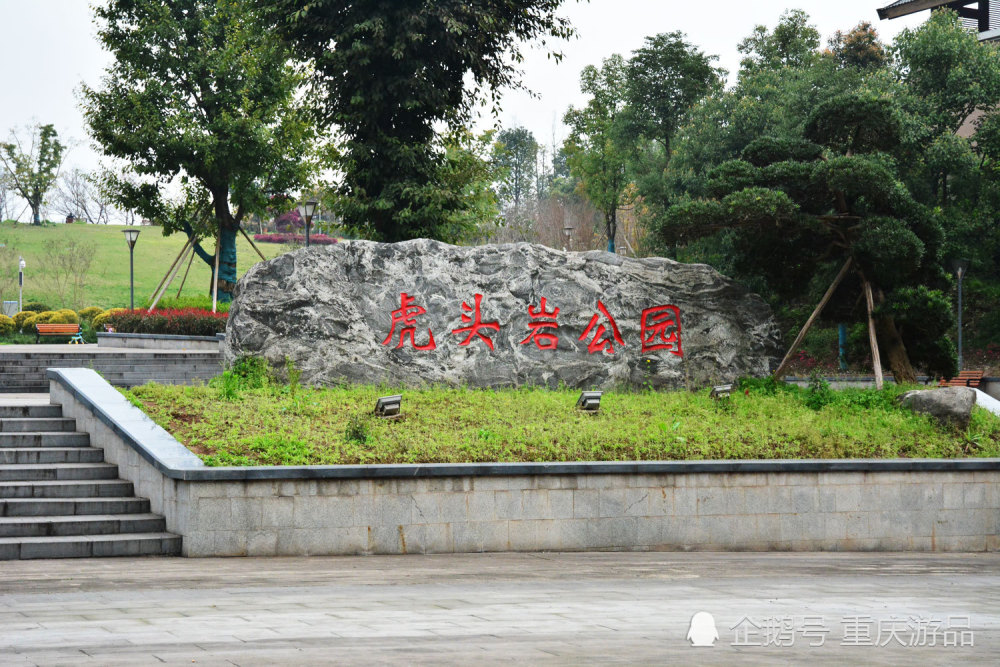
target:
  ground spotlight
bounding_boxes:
[576,391,602,412]
[375,395,402,418]
[709,384,733,400]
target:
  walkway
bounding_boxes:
[1,552,998,664]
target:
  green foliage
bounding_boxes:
[145,295,230,314]
[494,127,539,213]
[742,137,823,167]
[103,309,227,336]
[804,372,834,411]
[737,9,820,76]
[21,302,50,313]
[0,124,65,224]
[827,21,889,71]
[77,307,103,323]
[127,382,1000,465]
[259,0,573,243]
[83,0,321,303]
[230,356,273,390]
[805,93,901,154]
[564,54,631,251]
[0,314,13,336]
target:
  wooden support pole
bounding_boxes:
[862,276,884,391]
[239,226,267,261]
[175,241,197,298]
[148,241,192,312]
[773,257,854,380]
[148,237,192,302]
[211,233,221,313]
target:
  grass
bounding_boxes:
[0,220,287,309]
[123,373,1000,466]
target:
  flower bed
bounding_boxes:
[102,308,227,336]
[254,233,338,245]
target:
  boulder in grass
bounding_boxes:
[898,387,977,430]
[226,240,782,390]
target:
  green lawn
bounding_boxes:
[125,376,1000,466]
[0,221,287,309]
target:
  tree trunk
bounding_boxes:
[877,314,917,384]
[214,224,239,303]
[606,208,617,253]
[30,202,41,225]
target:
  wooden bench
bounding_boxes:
[939,370,984,388]
[35,323,84,344]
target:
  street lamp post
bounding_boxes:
[18,257,25,312]
[298,200,318,247]
[563,224,574,251]
[123,228,141,310]
[952,258,970,372]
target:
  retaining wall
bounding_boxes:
[97,332,221,351]
[49,368,1000,557]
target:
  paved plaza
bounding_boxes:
[0,552,999,665]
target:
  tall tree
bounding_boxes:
[83,0,319,303]
[737,9,820,77]
[494,126,539,217]
[625,32,725,157]
[564,54,631,253]
[257,0,574,242]
[827,21,889,71]
[0,124,65,225]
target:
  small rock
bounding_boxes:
[898,387,977,430]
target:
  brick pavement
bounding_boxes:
[1,552,999,665]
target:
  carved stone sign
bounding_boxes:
[225,240,781,389]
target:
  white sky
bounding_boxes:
[0,0,927,176]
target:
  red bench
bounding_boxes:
[35,323,83,344]
[939,370,984,388]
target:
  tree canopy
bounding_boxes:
[83,0,319,302]
[0,124,65,225]
[257,0,575,243]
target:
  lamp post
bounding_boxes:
[563,223,574,251]
[952,258,969,371]
[17,256,25,312]
[297,200,318,247]
[123,228,140,310]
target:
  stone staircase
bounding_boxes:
[0,403,181,559]
[0,349,222,393]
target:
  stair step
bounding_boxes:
[0,432,90,448]
[0,418,76,433]
[0,405,62,418]
[0,513,166,538]
[0,532,181,559]
[0,479,134,498]
[0,497,151,517]
[0,448,104,464]
[0,463,119,482]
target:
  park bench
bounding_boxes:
[35,323,84,344]
[939,370,985,388]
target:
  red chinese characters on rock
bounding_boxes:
[641,305,683,356]
[579,301,625,354]
[451,293,500,350]
[381,292,436,351]
[520,297,560,350]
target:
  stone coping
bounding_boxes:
[47,367,1000,482]
[97,332,221,342]
[786,375,1000,382]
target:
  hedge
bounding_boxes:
[254,233,338,245]
[101,308,228,336]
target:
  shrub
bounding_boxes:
[103,308,227,336]
[56,309,79,324]
[230,356,272,389]
[254,233,338,245]
[78,306,103,323]
[13,311,33,331]
[21,302,50,313]
[92,308,128,331]
[0,314,14,336]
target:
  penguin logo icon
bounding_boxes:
[687,612,719,647]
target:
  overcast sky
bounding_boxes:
[0,0,927,176]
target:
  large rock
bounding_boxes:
[225,240,781,390]
[898,387,977,430]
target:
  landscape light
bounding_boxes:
[709,384,733,400]
[122,228,141,310]
[297,199,319,247]
[576,391,602,412]
[375,394,402,418]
